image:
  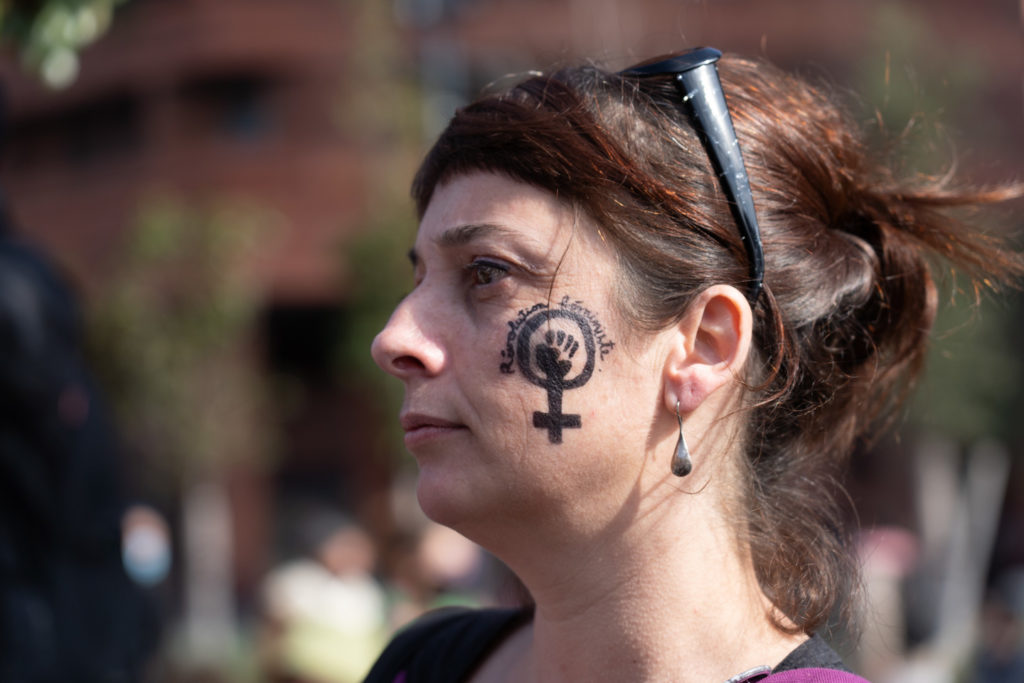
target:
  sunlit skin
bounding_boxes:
[371,172,807,682]
[371,173,651,546]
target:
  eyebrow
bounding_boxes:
[408,223,520,267]
[436,223,517,248]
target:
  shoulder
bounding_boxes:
[363,607,529,683]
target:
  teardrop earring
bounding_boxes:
[672,400,693,477]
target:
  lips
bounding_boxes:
[400,412,467,448]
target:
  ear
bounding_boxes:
[662,285,752,415]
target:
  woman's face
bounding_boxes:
[371,173,670,543]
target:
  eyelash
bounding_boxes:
[465,259,510,287]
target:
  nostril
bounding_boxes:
[392,355,426,373]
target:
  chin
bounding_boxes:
[414,463,517,547]
[415,464,477,528]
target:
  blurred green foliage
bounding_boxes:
[0,0,130,87]
[856,3,987,176]
[912,284,1024,443]
[855,3,1024,444]
[88,196,280,493]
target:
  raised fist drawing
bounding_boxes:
[535,330,578,382]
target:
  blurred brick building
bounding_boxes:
[1,0,1021,629]
[0,0,389,614]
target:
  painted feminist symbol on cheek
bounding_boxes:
[500,297,615,444]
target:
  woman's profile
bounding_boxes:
[366,47,1022,682]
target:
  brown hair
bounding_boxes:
[411,53,1023,634]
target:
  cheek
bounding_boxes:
[450,313,533,432]
[465,362,536,449]
[484,295,628,443]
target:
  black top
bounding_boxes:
[774,633,849,673]
[363,607,850,682]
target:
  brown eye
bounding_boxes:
[466,259,509,286]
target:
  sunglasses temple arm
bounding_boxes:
[675,65,765,303]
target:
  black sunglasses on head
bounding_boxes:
[620,47,765,304]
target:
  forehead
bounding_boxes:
[417,173,578,252]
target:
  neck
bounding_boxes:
[487,477,806,682]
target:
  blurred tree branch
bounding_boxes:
[87,195,279,495]
[334,0,422,462]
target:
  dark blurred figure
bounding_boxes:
[0,179,158,677]
[972,569,1024,683]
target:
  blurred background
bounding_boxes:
[0,0,1021,681]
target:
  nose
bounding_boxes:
[370,295,446,379]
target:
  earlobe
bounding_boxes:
[662,285,752,415]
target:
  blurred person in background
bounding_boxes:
[0,193,158,680]
[366,47,1022,682]
[385,521,489,629]
[0,84,158,680]
[260,511,389,683]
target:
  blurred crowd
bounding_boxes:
[257,510,504,683]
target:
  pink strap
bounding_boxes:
[393,666,868,682]
[766,669,871,682]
